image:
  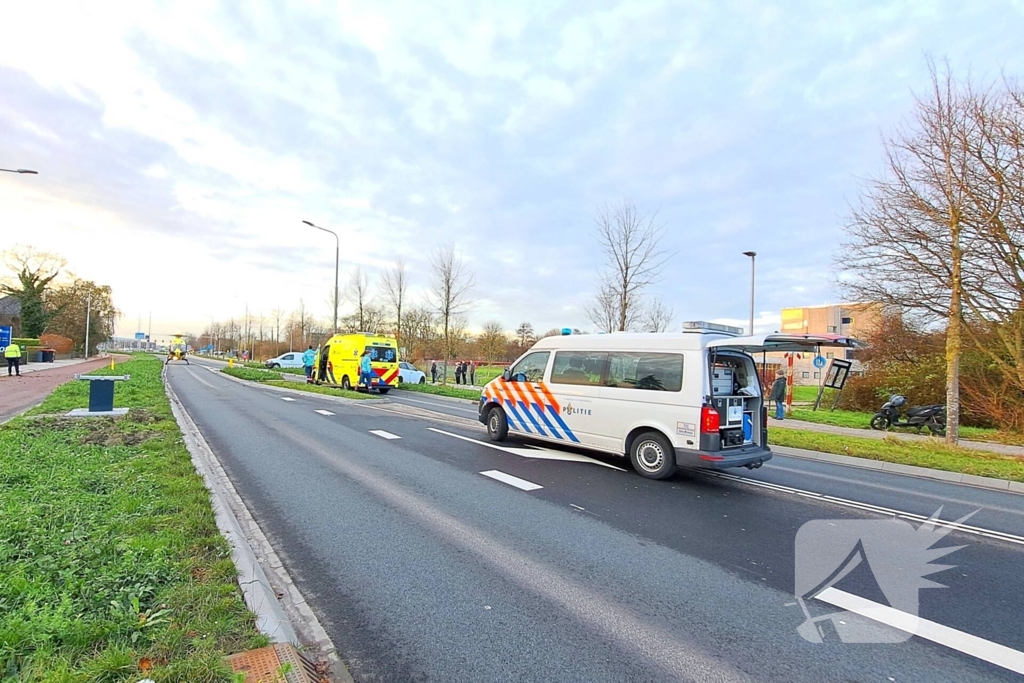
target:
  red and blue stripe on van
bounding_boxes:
[482,379,579,442]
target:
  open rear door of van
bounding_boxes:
[706,332,867,354]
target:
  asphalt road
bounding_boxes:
[170,358,1024,682]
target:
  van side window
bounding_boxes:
[606,353,683,392]
[551,352,607,386]
[510,351,550,383]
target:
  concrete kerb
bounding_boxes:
[163,370,354,682]
[771,445,1024,495]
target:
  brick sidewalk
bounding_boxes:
[0,355,129,423]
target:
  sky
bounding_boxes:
[2,0,1023,339]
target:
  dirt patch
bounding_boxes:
[18,413,159,447]
[77,420,154,447]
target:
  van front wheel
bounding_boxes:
[630,431,676,480]
[486,406,509,442]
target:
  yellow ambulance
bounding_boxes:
[312,333,399,393]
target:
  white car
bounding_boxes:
[398,362,426,384]
[265,352,306,369]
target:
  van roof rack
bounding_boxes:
[681,321,744,336]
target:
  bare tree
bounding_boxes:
[381,258,408,351]
[477,321,508,362]
[644,297,675,333]
[271,308,283,343]
[344,266,373,331]
[428,243,475,383]
[515,322,534,349]
[586,200,672,332]
[841,61,982,444]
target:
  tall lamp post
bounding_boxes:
[302,220,340,334]
[742,251,756,335]
[0,168,38,174]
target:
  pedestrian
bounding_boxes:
[454,361,462,385]
[4,342,21,377]
[302,345,316,381]
[769,369,788,420]
[430,360,437,384]
[469,361,476,386]
[359,349,375,389]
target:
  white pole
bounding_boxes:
[85,293,92,359]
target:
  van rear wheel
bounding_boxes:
[341,376,351,391]
[486,406,509,442]
[630,431,676,480]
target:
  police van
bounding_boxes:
[478,321,863,480]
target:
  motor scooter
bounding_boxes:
[869,395,945,436]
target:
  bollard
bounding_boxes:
[229,358,234,368]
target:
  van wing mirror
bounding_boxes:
[501,368,512,381]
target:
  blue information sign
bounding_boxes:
[813,355,826,369]
[0,325,11,349]
[135,332,146,340]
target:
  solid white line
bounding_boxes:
[428,427,626,471]
[314,409,335,416]
[480,470,543,491]
[370,429,402,440]
[280,397,296,402]
[817,587,1024,675]
[570,504,585,511]
[693,469,1024,546]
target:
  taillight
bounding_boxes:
[701,405,720,433]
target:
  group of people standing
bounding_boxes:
[429,360,476,385]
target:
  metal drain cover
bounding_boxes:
[225,643,322,683]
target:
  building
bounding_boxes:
[0,295,21,336]
[776,302,884,385]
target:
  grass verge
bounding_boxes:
[395,383,482,401]
[262,380,381,400]
[220,366,284,383]
[769,428,1024,482]
[788,408,1024,446]
[1,355,266,681]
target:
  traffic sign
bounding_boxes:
[813,355,826,369]
[0,325,10,349]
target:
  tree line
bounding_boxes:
[0,247,117,355]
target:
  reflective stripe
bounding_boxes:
[519,401,548,436]
[531,402,562,439]
[505,399,532,433]
[547,406,580,443]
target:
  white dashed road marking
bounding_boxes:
[370,429,402,440]
[281,397,296,402]
[817,588,1024,675]
[480,470,543,491]
[314,409,335,416]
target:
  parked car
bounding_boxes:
[265,352,306,369]
[398,361,426,384]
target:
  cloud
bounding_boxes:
[1,0,1023,340]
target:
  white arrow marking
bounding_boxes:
[370,429,401,440]
[480,470,543,491]
[314,409,335,416]
[428,428,625,470]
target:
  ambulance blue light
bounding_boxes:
[561,328,572,336]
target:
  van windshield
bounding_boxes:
[365,346,397,363]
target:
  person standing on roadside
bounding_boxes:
[359,349,375,388]
[431,360,437,384]
[769,369,788,419]
[4,342,21,376]
[302,345,316,381]
[455,360,463,385]
[469,361,476,386]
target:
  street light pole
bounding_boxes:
[84,293,92,359]
[0,168,38,174]
[302,220,340,334]
[742,251,756,335]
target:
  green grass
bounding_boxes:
[395,383,482,401]
[787,408,1024,446]
[1,356,266,681]
[262,380,381,400]
[473,365,505,386]
[219,366,283,383]
[769,428,1024,482]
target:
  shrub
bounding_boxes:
[39,333,74,353]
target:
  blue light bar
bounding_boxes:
[561,328,572,335]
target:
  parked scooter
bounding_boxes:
[869,395,945,436]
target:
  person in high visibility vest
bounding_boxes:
[4,342,22,377]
